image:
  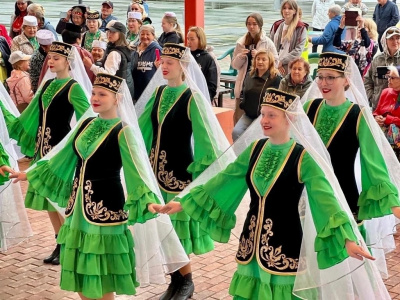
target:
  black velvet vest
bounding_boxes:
[65,117,127,226]
[34,78,76,160]
[236,139,305,275]
[307,99,361,220]
[150,85,193,194]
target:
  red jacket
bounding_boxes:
[373,88,400,127]
[0,24,12,46]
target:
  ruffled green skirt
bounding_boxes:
[25,183,57,211]
[57,190,139,298]
[229,258,300,300]
[162,190,214,255]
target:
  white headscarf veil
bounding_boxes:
[135,46,231,157]
[302,53,400,277]
[0,83,32,251]
[41,44,92,99]
[169,86,390,298]
[25,77,189,284]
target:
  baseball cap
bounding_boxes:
[9,51,31,65]
[106,21,126,34]
[102,1,114,9]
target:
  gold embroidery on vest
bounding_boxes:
[66,177,78,214]
[237,215,256,259]
[34,126,42,155]
[157,150,191,190]
[149,148,155,168]
[259,218,298,270]
[84,180,128,222]
[42,127,52,155]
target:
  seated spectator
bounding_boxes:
[373,65,400,159]
[365,26,400,110]
[126,11,142,49]
[56,4,88,34]
[7,50,33,112]
[0,37,12,83]
[334,15,378,77]
[158,12,183,47]
[81,10,107,52]
[279,57,312,98]
[309,5,345,54]
[100,1,118,32]
[130,0,152,25]
[232,50,281,141]
[10,0,33,38]
[233,13,278,124]
[187,26,218,101]
[271,0,307,76]
[11,16,38,55]
[91,40,107,63]
[131,24,161,101]
[29,29,54,93]
[27,3,58,41]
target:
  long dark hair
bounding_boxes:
[244,13,263,47]
[14,1,33,16]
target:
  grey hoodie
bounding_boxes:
[364,27,400,110]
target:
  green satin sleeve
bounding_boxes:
[187,92,221,179]
[26,124,79,208]
[138,89,157,153]
[0,93,40,157]
[0,142,10,185]
[300,151,357,269]
[179,143,253,243]
[69,83,90,120]
[119,127,160,225]
[357,111,400,220]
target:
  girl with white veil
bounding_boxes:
[160,88,390,300]
[0,82,32,252]
[135,43,231,300]
[302,52,400,277]
[10,73,189,300]
[0,41,91,265]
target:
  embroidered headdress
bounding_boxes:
[49,41,72,58]
[87,10,100,20]
[93,73,123,93]
[261,88,297,111]
[161,43,189,62]
[317,52,349,73]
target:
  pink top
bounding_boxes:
[6,70,34,105]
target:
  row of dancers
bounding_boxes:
[0,41,400,300]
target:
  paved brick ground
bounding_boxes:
[2,133,400,300]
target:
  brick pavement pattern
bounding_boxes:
[2,157,400,299]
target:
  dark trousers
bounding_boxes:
[378,32,383,52]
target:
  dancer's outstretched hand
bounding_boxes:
[345,240,375,261]
[159,201,182,215]
[9,171,27,183]
[391,206,400,219]
[148,203,163,214]
[0,165,15,177]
